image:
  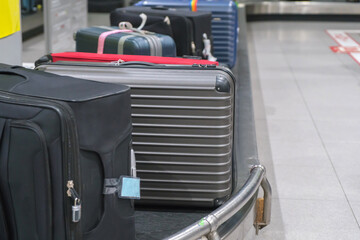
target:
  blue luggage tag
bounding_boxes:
[118,176,141,199]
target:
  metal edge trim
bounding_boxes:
[246,1,360,15]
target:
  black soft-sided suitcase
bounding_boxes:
[111,6,213,58]
[110,11,173,37]
[0,196,8,240]
[0,65,135,240]
[88,0,124,13]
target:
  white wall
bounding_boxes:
[0,31,22,65]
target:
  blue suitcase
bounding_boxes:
[21,0,38,14]
[136,0,238,68]
[75,26,177,57]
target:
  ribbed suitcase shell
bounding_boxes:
[136,0,238,67]
[37,63,235,207]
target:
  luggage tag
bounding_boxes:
[117,176,141,200]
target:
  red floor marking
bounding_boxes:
[326,30,360,66]
[330,46,360,53]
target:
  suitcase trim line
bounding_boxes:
[136,157,231,166]
[140,176,231,184]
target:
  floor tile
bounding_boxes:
[315,120,360,142]
[324,141,360,169]
[271,165,345,201]
[262,90,311,121]
[269,140,331,167]
[259,199,360,240]
[266,120,320,143]
[334,166,360,203]
[348,201,360,227]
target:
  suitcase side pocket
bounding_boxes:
[0,120,52,240]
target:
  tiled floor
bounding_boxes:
[250,21,360,239]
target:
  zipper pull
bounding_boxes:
[192,64,217,69]
[67,180,81,223]
[191,41,196,55]
[164,16,171,26]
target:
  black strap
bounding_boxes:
[103,178,121,195]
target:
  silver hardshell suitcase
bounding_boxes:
[36,62,235,207]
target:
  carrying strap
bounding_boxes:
[119,22,162,56]
[103,178,121,195]
[137,13,147,30]
[97,29,132,54]
[98,25,162,56]
[104,147,137,195]
[202,33,217,62]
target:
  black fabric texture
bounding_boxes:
[111,6,213,57]
[88,0,124,13]
[110,11,173,37]
[0,146,9,240]
[0,65,135,240]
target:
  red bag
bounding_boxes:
[37,52,219,66]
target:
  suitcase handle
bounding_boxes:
[0,68,29,81]
[150,6,169,10]
[113,61,158,67]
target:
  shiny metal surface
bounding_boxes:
[246,1,360,15]
[262,178,272,226]
[208,231,221,240]
[164,165,269,240]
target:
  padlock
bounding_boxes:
[72,198,81,223]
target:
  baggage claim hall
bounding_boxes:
[1,0,360,240]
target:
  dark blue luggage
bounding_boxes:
[75,26,177,57]
[21,0,38,14]
[136,0,238,67]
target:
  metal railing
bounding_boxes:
[246,1,360,15]
[164,165,271,240]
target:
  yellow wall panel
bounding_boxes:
[0,0,21,38]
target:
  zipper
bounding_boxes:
[41,62,237,90]
[0,91,81,240]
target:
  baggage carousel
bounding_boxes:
[133,2,360,239]
[134,5,271,240]
[19,1,360,239]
